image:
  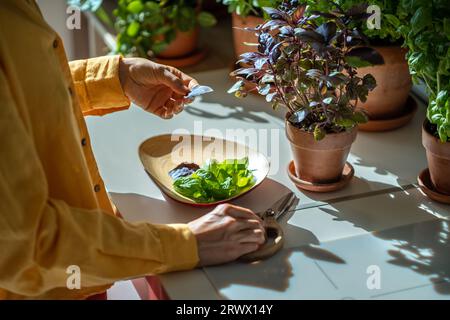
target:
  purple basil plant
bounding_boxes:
[228,1,384,140]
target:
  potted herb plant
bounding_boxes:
[220,0,282,60]
[306,0,412,131]
[228,2,383,191]
[399,1,450,199]
[114,0,217,66]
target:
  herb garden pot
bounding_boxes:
[356,46,413,131]
[422,121,450,195]
[155,28,205,68]
[232,13,264,60]
[285,119,357,188]
[157,28,199,59]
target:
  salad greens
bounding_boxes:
[172,158,255,203]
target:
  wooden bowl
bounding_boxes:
[138,134,270,206]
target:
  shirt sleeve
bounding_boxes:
[0,69,199,297]
[69,55,130,116]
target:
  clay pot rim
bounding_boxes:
[231,11,264,20]
[422,119,450,159]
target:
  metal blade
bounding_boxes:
[262,192,297,220]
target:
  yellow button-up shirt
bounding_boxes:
[0,0,198,299]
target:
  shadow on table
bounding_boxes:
[185,105,270,124]
[203,228,346,296]
[319,189,450,295]
[183,72,284,124]
[298,175,404,204]
[111,178,346,295]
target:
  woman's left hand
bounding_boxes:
[119,57,198,119]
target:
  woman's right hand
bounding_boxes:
[187,204,265,267]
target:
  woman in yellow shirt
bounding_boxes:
[0,0,264,299]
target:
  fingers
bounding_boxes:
[230,228,265,244]
[145,85,172,113]
[144,85,187,118]
[160,67,190,96]
[169,66,199,90]
[219,204,262,222]
[228,218,264,234]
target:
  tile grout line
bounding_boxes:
[201,268,227,300]
[291,183,418,213]
[369,280,447,299]
[313,261,339,290]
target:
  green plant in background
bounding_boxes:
[399,0,450,142]
[305,0,406,43]
[114,0,217,57]
[219,0,283,18]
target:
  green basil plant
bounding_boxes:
[399,0,450,142]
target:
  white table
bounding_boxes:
[86,68,450,300]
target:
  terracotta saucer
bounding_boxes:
[154,48,206,68]
[417,168,450,205]
[287,161,354,193]
[358,95,418,132]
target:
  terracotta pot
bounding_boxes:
[422,121,450,195]
[357,46,412,119]
[232,13,264,60]
[157,28,199,59]
[285,118,357,184]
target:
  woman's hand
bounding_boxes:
[119,57,198,119]
[188,204,266,267]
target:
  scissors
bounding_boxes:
[239,192,298,262]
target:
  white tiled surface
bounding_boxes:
[86,69,425,208]
[107,281,141,300]
[86,68,450,300]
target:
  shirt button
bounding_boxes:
[94,184,101,193]
[81,138,87,146]
[53,39,59,49]
[68,86,73,96]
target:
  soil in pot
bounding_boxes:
[357,46,412,121]
[285,119,357,185]
[422,121,450,195]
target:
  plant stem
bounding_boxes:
[269,62,294,112]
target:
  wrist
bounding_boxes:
[118,57,129,90]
